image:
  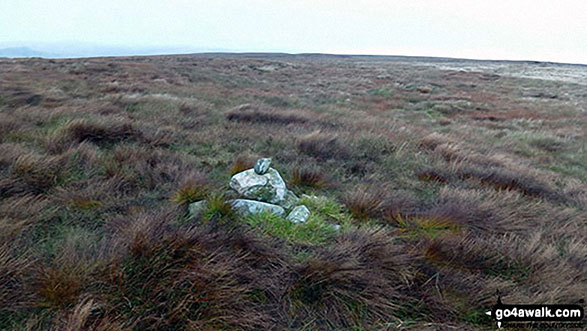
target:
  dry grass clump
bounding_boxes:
[1,88,43,108]
[2,143,100,198]
[421,187,531,233]
[100,145,199,195]
[285,229,414,329]
[291,166,331,188]
[0,114,26,143]
[342,186,385,221]
[203,192,235,221]
[170,173,210,205]
[423,235,532,283]
[0,142,29,169]
[0,243,33,311]
[0,195,49,242]
[393,215,464,239]
[381,193,420,223]
[54,298,125,331]
[4,153,63,196]
[50,118,142,152]
[418,132,455,150]
[102,210,276,329]
[460,166,560,201]
[297,131,349,160]
[226,106,310,125]
[229,154,256,176]
[36,265,84,308]
[142,126,180,148]
[34,229,101,310]
[416,168,451,183]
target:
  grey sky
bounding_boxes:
[2,0,586,64]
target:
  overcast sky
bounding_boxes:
[2,0,586,64]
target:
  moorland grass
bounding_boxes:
[0,54,584,330]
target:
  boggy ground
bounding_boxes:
[0,54,585,330]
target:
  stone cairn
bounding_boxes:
[189,158,310,223]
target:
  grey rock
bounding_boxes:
[229,168,287,204]
[287,205,310,223]
[254,158,272,175]
[279,190,300,210]
[331,224,342,231]
[188,200,207,220]
[230,199,285,217]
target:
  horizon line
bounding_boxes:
[1,48,586,67]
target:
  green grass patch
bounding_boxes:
[124,102,142,113]
[243,211,337,245]
[300,195,353,228]
[367,88,393,97]
[262,96,299,108]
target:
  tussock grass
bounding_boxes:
[202,192,234,221]
[460,166,561,201]
[342,186,385,221]
[291,166,331,188]
[297,131,350,160]
[416,168,451,183]
[229,153,256,176]
[226,106,310,125]
[170,173,210,205]
[286,229,414,329]
[0,243,33,311]
[49,118,142,152]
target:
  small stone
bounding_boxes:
[331,224,342,231]
[254,158,271,175]
[230,199,285,217]
[188,200,207,220]
[287,205,310,223]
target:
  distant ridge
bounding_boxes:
[189,52,587,67]
[0,47,56,58]
[1,46,585,67]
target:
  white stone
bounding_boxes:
[229,168,287,204]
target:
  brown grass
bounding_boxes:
[291,167,331,188]
[342,186,385,221]
[170,173,210,204]
[229,154,256,176]
[297,131,349,160]
[285,229,414,329]
[226,106,310,125]
[49,118,142,153]
[103,211,277,329]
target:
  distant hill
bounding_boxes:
[0,43,211,59]
[0,47,57,58]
